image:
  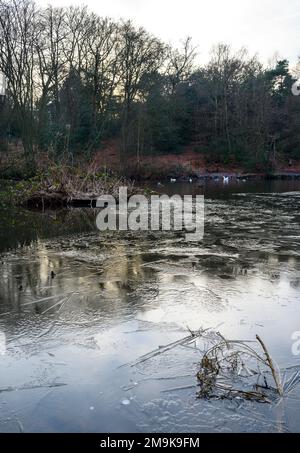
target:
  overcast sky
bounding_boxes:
[38,0,300,66]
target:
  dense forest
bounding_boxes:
[0,0,300,176]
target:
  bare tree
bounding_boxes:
[35,6,68,148]
[166,37,197,95]
[0,0,38,167]
[118,20,166,168]
[84,14,120,150]
[205,44,248,154]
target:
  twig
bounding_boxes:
[128,329,207,368]
[41,295,72,315]
[256,335,283,397]
[0,383,67,394]
[161,384,197,393]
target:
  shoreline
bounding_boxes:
[1,172,300,210]
[138,171,300,182]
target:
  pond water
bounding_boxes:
[0,179,300,433]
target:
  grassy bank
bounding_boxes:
[0,164,140,208]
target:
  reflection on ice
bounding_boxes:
[0,331,5,355]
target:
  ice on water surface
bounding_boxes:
[0,183,300,432]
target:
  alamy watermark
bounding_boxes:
[0,72,6,97]
[95,187,204,242]
[292,331,300,356]
[292,66,300,96]
[292,79,300,96]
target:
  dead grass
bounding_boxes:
[197,333,284,403]
[13,162,138,207]
[129,328,300,404]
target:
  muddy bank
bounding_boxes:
[90,143,300,180]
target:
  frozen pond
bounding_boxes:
[0,180,300,432]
